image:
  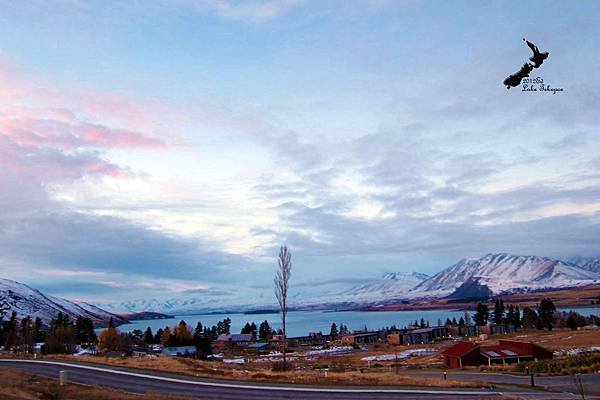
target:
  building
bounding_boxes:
[479,324,515,335]
[288,332,331,347]
[340,331,383,345]
[399,326,449,345]
[442,340,553,368]
[245,342,269,353]
[214,333,253,350]
[448,325,479,337]
[162,346,197,356]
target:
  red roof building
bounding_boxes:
[441,340,552,368]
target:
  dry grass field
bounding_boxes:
[44,353,480,387]
[0,368,190,400]
[3,327,597,390]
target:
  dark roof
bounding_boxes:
[216,334,253,342]
[407,327,444,334]
[441,341,479,357]
[246,342,269,349]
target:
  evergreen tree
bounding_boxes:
[493,299,505,324]
[193,322,203,342]
[259,320,272,340]
[250,322,257,339]
[445,318,452,326]
[19,316,34,353]
[144,327,154,344]
[131,329,144,341]
[43,312,76,354]
[241,322,253,334]
[505,304,515,326]
[339,323,349,335]
[474,303,489,326]
[537,298,556,330]
[33,317,45,342]
[4,311,18,349]
[463,311,471,326]
[566,312,579,330]
[458,317,465,326]
[75,317,97,345]
[217,318,231,335]
[522,307,538,328]
[154,328,164,344]
[451,317,457,325]
[420,318,426,328]
[330,323,338,339]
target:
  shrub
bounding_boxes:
[329,365,346,373]
[514,353,600,375]
[271,361,294,372]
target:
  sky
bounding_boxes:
[0,0,599,306]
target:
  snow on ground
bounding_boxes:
[361,348,437,362]
[305,346,353,356]
[223,358,246,364]
[554,346,600,356]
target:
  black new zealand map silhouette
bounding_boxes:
[503,38,549,89]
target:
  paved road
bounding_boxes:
[0,359,578,399]
[403,369,600,397]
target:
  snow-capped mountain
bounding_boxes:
[0,278,124,325]
[569,257,600,274]
[98,272,431,314]
[411,253,600,298]
[97,289,273,315]
[297,271,430,306]
[94,254,600,314]
[331,271,429,303]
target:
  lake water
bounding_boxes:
[108,306,600,337]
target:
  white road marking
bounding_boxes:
[0,359,520,396]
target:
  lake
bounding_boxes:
[107,306,600,337]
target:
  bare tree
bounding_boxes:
[274,245,292,370]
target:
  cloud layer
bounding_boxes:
[0,1,599,304]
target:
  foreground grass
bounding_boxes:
[0,367,189,400]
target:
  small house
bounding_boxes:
[340,331,383,345]
[214,333,253,350]
[288,332,331,347]
[400,326,448,345]
[162,345,197,356]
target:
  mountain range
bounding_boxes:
[410,253,599,299]
[0,278,124,326]
[2,253,600,316]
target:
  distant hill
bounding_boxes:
[0,278,126,326]
[117,311,173,320]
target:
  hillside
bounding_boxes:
[0,278,125,326]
